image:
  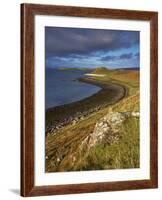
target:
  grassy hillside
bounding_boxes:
[45,67,140,172]
[92,67,112,74]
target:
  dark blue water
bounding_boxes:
[45,68,101,109]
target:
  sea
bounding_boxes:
[45,68,101,109]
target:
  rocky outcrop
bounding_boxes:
[46,111,139,171]
[80,111,140,150]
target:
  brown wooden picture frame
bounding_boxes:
[21,3,158,197]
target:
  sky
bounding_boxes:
[45,26,140,69]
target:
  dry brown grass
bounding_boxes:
[111,70,139,84]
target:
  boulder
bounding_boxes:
[80,111,140,150]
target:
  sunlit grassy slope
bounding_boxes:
[45,67,140,172]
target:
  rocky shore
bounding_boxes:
[46,78,127,135]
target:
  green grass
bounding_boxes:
[73,117,139,170]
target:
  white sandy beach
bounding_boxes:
[85,73,106,77]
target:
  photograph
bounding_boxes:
[45,27,140,172]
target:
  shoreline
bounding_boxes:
[46,78,127,134]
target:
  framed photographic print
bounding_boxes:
[21,3,158,197]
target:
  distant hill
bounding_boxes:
[89,67,139,85]
[92,67,139,73]
[92,67,111,74]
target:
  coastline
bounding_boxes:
[46,77,127,134]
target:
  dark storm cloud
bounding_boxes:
[45,54,90,64]
[119,53,133,59]
[45,27,139,56]
[134,52,140,58]
[101,55,117,61]
[101,52,137,62]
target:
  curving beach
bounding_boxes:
[46,77,127,134]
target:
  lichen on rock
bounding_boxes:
[81,111,140,150]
